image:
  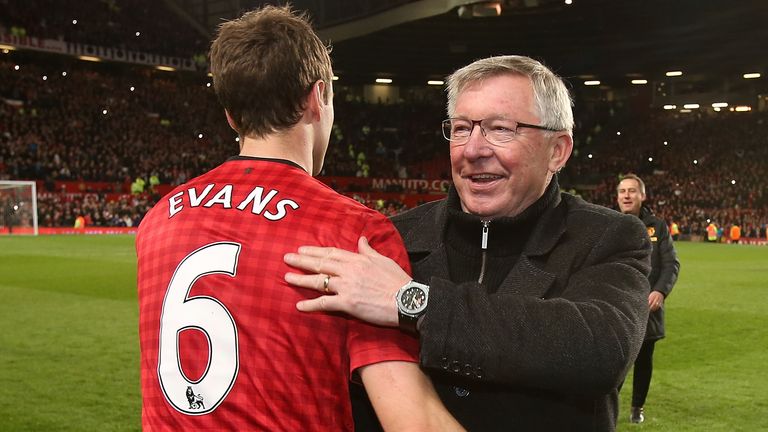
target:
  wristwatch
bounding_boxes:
[396,280,430,334]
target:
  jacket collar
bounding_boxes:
[639,206,654,220]
[402,197,448,253]
[404,180,567,258]
[522,191,565,256]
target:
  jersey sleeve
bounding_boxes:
[346,212,419,376]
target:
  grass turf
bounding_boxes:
[618,241,768,431]
[0,236,766,431]
[0,235,140,431]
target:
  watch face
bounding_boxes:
[399,286,427,314]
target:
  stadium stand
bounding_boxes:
[0,1,766,239]
[1,0,207,57]
[574,111,768,240]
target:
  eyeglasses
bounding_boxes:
[441,117,560,146]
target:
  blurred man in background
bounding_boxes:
[617,173,680,423]
[729,223,741,244]
[1,195,17,234]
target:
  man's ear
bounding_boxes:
[549,132,574,173]
[306,80,327,121]
[315,79,328,106]
[224,110,239,132]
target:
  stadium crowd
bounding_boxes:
[36,191,152,228]
[1,0,207,58]
[576,112,768,239]
[1,55,767,237]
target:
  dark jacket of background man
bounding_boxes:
[640,206,680,340]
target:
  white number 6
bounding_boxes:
[157,242,241,415]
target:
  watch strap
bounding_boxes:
[398,310,420,334]
[396,281,429,335]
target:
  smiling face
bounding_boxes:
[617,178,645,216]
[449,74,571,219]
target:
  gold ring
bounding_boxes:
[323,275,331,293]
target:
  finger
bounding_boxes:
[358,236,380,257]
[285,272,331,292]
[284,253,343,275]
[297,296,344,313]
[296,245,359,261]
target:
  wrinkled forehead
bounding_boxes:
[458,73,532,96]
[452,74,537,117]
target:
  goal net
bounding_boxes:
[0,180,38,236]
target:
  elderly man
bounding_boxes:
[285,55,651,431]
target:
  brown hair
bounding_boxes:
[618,173,646,194]
[209,5,332,138]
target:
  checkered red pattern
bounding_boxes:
[137,158,417,431]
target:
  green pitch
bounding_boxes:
[0,235,140,431]
[618,241,768,431]
[0,236,766,431]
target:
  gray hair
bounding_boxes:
[446,55,574,133]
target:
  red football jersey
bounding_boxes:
[136,157,418,431]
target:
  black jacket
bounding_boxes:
[352,188,652,432]
[639,206,680,340]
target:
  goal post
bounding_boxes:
[0,180,39,236]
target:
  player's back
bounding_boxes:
[136,158,415,431]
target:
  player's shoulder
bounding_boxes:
[138,168,220,231]
[302,178,383,217]
[327,189,391,225]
